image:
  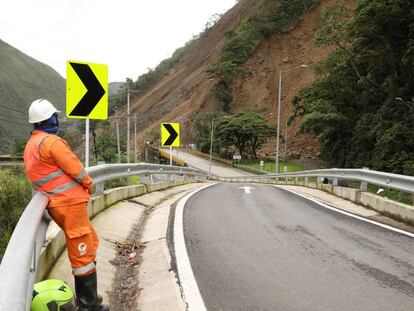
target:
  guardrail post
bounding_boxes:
[360,167,369,191]
[95,182,104,195]
[305,177,308,185]
[333,178,338,186]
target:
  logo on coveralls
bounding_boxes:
[78,243,88,256]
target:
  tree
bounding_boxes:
[215,111,275,158]
[194,111,228,153]
[293,1,414,174]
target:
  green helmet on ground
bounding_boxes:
[31,279,76,311]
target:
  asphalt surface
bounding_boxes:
[170,149,252,177]
[182,183,414,311]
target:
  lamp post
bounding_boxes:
[275,64,310,174]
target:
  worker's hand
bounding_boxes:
[85,182,93,194]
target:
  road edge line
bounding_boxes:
[273,185,414,238]
[174,183,216,311]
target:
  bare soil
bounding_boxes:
[118,0,356,161]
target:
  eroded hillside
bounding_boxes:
[124,0,355,160]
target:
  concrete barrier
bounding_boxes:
[35,179,199,281]
[296,181,414,226]
[357,192,414,225]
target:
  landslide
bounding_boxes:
[124,0,355,160]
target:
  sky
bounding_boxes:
[0,0,236,82]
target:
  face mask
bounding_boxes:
[33,114,60,134]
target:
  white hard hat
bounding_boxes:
[28,99,60,124]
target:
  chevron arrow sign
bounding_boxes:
[66,60,108,120]
[161,123,180,147]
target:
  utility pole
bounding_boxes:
[127,90,130,163]
[115,110,121,163]
[209,118,214,177]
[285,107,288,163]
[134,114,137,163]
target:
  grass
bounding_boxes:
[238,159,305,174]
[0,167,32,261]
[347,180,413,205]
[103,175,141,189]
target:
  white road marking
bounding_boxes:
[274,185,414,238]
[238,186,255,194]
[174,183,216,311]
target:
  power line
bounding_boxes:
[0,113,28,124]
[0,117,30,127]
[0,104,27,115]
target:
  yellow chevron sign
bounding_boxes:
[66,60,108,119]
[161,123,180,147]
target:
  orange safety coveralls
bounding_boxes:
[24,130,99,276]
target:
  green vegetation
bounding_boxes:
[0,168,32,261]
[238,159,304,173]
[194,111,228,154]
[194,111,275,159]
[347,180,412,205]
[209,0,319,110]
[0,39,65,154]
[293,1,414,176]
[11,138,26,156]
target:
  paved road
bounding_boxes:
[182,183,414,311]
[169,149,252,177]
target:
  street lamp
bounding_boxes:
[275,64,310,174]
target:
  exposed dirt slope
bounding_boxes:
[125,0,354,160]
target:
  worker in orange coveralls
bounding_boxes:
[23,99,109,311]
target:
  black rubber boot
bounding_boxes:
[75,271,109,311]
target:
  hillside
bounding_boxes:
[122,0,352,161]
[0,39,65,153]
[109,82,123,96]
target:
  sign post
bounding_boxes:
[66,60,108,167]
[161,123,180,166]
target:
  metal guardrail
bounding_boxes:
[0,155,24,166]
[0,163,206,310]
[215,168,414,194]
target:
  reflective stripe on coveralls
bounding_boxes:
[73,262,96,276]
[32,169,65,187]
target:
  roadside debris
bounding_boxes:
[105,237,144,310]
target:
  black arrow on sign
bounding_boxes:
[163,124,178,146]
[69,62,105,117]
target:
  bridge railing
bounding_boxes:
[215,168,414,194]
[0,163,206,311]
